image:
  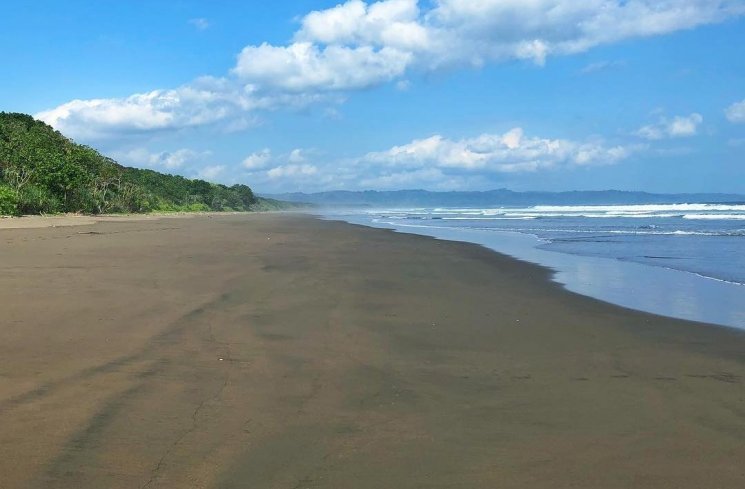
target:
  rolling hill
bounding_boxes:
[0,112,286,216]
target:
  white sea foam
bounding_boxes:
[682,214,745,220]
[440,216,537,221]
[508,213,686,219]
[383,203,745,221]
[529,203,745,213]
[516,227,744,236]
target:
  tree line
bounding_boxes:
[0,112,261,216]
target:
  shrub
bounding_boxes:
[17,185,61,214]
[0,185,19,216]
[187,202,211,212]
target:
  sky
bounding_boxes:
[2,0,745,194]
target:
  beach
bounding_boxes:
[1,213,744,488]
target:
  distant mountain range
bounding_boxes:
[266,189,745,208]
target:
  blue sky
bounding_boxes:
[2,0,745,193]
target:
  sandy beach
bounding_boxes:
[1,213,743,489]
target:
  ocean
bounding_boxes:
[324,203,745,330]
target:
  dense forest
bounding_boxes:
[0,112,288,216]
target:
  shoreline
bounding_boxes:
[1,213,743,488]
[325,212,745,330]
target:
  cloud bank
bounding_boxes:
[111,147,217,182]
[361,127,632,172]
[635,113,704,140]
[36,0,745,140]
[238,127,636,191]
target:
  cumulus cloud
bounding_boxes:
[435,1,741,59]
[361,128,632,172]
[36,0,744,141]
[267,164,318,179]
[110,147,234,181]
[725,99,745,123]
[248,127,636,191]
[288,149,306,163]
[197,165,225,180]
[290,0,745,69]
[667,113,704,137]
[233,42,412,92]
[296,0,429,51]
[242,148,313,171]
[635,113,703,140]
[112,147,211,170]
[242,148,273,170]
[36,79,261,140]
[35,78,331,140]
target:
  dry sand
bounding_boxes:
[0,212,240,230]
[0,213,743,488]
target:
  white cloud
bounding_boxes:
[189,18,211,31]
[573,143,632,166]
[725,99,745,123]
[233,42,412,91]
[635,113,703,140]
[296,0,428,49]
[668,113,704,137]
[361,127,632,172]
[35,76,333,140]
[37,1,744,142]
[427,0,744,65]
[580,60,626,74]
[267,164,318,179]
[197,165,225,180]
[35,79,262,140]
[112,148,211,170]
[232,0,745,91]
[110,147,237,182]
[288,149,306,163]
[246,126,637,192]
[635,125,664,140]
[243,148,311,171]
[242,148,272,170]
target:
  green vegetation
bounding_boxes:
[248,196,302,211]
[0,112,289,216]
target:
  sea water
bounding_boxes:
[324,203,745,330]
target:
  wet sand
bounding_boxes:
[1,213,743,488]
